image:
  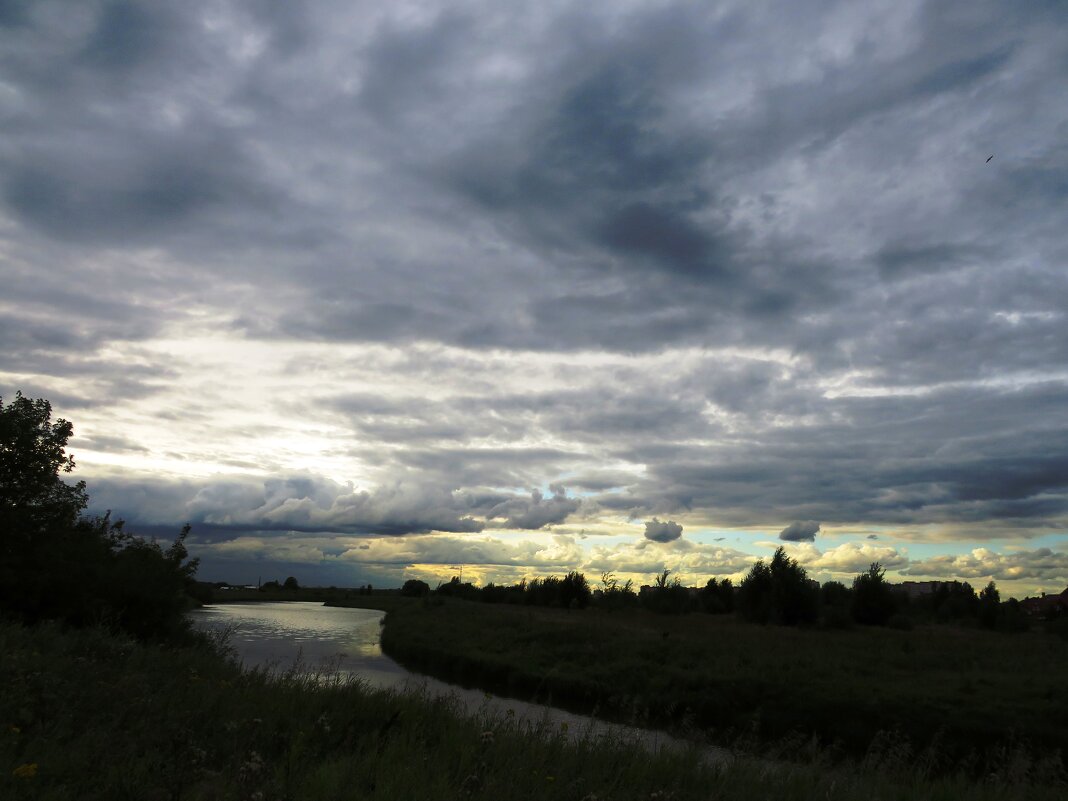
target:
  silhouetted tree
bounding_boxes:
[737,548,817,625]
[283,576,300,591]
[560,571,592,609]
[0,392,199,639]
[596,572,638,610]
[401,579,431,597]
[851,563,897,625]
[642,569,692,614]
[978,580,1000,629]
[699,578,734,614]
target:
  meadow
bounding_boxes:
[371,597,1068,767]
[4,619,1067,801]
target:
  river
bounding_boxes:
[188,601,724,759]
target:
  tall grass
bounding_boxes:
[376,598,1068,767]
[2,619,1064,800]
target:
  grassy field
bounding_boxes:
[3,619,1066,801]
[377,599,1068,766]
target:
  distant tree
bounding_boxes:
[737,559,773,624]
[401,578,431,597]
[769,548,818,625]
[560,571,592,609]
[261,580,282,592]
[596,572,638,610]
[819,580,853,628]
[851,563,897,625]
[699,578,734,614]
[283,576,300,591]
[642,569,692,614]
[736,548,817,625]
[436,576,478,600]
[821,580,851,608]
[978,580,1001,629]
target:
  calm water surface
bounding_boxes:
[188,601,722,759]
[188,602,408,688]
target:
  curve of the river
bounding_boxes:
[188,601,728,761]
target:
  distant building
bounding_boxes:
[1019,587,1068,617]
[896,580,948,598]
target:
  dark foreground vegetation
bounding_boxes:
[6,620,1068,801]
[1,393,199,641]
[377,597,1068,771]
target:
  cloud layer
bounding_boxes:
[1,1,1065,592]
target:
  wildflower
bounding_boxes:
[13,763,38,779]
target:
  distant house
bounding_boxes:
[896,580,947,598]
[1019,587,1068,617]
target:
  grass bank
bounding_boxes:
[8,619,1068,801]
[377,599,1068,767]
[4,619,1065,800]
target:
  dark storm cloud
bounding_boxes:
[487,488,580,530]
[779,521,820,543]
[2,0,1068,556]
[644,518,683,543]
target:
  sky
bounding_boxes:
[2,0,1067,597]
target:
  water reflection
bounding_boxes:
[188,601,725,761]
[188,602,409,687]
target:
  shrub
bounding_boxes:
[401,579,431,597]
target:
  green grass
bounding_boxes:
[378,599,1068,765]
[3,619,1065,800]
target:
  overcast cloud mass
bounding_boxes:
[2,0,1066,595]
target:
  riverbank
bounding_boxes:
[4,619,1065,800]
[372,598,1068,769]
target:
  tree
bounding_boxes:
[699,578,735,614]
[642,569,691,614]
[736,548,817,625]
[1,393,88,539]
[978,580,1001,629]
[0,392,199,639]
[401,578,430,597]
[851,563,897,625]
[283,576,300,591]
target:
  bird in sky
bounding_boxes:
[987,155,994,162]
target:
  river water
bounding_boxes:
[188,601,722,758]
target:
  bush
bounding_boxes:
[401,578,431,597]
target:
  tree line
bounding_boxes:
[409,547,1029,631]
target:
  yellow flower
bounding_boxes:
[13,763,38,779]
